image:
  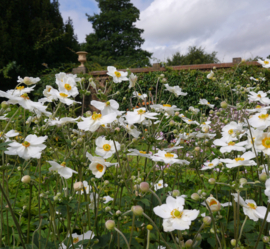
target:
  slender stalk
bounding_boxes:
[238,216,248,244]
[148,189,162,205]
[114,227,130,249]
[128,214,135,246]
[27,184,33,243]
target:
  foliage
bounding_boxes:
[166,46,219,66]
[82,0,152,68]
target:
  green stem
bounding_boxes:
[114,227,130,249]
[27,184,33,244]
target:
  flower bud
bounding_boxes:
[206,196,221,212]
[85,111,92,117]
[146,225,153,230]
[195,147,200,151]
[115,127,120,132]
[1,101,9,109]
[105,207,111,212]
[104,180,109,185]
[169,120,175,126]
[131,205,144,216]
[203,216,212,225]
[191,193,200,201]
[231,239,236,246]
[208,178,216,185]
[53,196,59,201]
[116,210,121,216]
[263,236,269,243]
[196,234,202,241]
[259,172,268,182]
[105,220,115,230]
[21,175,31,184]
[23,77,31,85]
[239,178,247,186]
[140,182,150,192]
[160,74,165,78]
[73,182,83,191]
[185,239,193,248]
[172,190,180,197]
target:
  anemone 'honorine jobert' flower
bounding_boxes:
[125,108,158,124]
[107,66,128,83]
[95,136,120,159]
[48,161,77,179]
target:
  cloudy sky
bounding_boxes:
[59,0,270,63]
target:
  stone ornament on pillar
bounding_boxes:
[72,51,88,74]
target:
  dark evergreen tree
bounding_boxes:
[0,0,79,90]
[167,46,219,66]
[83,0,152,68]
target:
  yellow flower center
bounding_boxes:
[60,93,68,98]
[106,101,110,106]
[158,183,162,186]
[61,162,66,167]
[16,86,25,90]
[208,163,214,167]
[137,109,146,115]
[228,141,235,146]
[171,209,183,219]
[247,203,256,209]
[139,151,146,154]
[165,153,174,158]
[20,93,29,100]
[96,164,104,172]
[264,61,269,65]
[64,84,72,91]
[228,129,234,135]
[209,199,218,206]
[262,137,270,148]
[256,105,261,109]
[0,132,3,137]
[114,71,121,78]
[235,157,245,162]
[257,94,262,98]
[103,144,111,151]
[259,114,269,120]
[163,104,172,107]
[92,113,102,120]
[48,87,51,92]
[22,141,30,147]
[207,102,210,104]
[138,93,142,96]
[188,119,192,122]
[73,237,79,244]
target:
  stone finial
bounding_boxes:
[232,57,242,64]
[76,51,88,67]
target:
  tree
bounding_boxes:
[167,46,219,66]
[0,0,79,90]
[83,0,152,68]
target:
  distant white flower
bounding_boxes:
[248,91,270,105]
[257,58,270,68]
[125,108,158,124]
[48,117,79,126]
[103,196,113,204]
[250,77,259,81]
[7,85,35,97]
[189,106,200,114]
[77,181,91,194]
[264,179,270,200]
[57,76,79,98]
[221,121,245,142]
[17,76,40,86]
[199,99,214,108]
[151,150,189,165]
[91,100,122,116]
[48,161,77,179]
[200,121,211,133]
[150,104,181,116]
[86,152,117,178]
[249,111,270,130]
[246,105,270,114]
[65,230,95,248]
[129,73,137,88]
[207,71,214,79]
[132,91,147,100]
[0,130,20,141]
[220,151,256,168]
[164,84,187,97]
[107,66,128,83]
[49,89,80,106]
[154,180,168,191]
[182,118,199,125]
[119,121,141,138]
[153,196,199,232]
[213,139,247,153]
[127,149,152,158]
[95,136,120,159]
[201,158,220,170]
[5,134,47,160]
[255,132,270,155]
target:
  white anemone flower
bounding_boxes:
[91,100,122,116]
[86,152,117,178]
[125,108,158,124]
[182,118,199,125]
[245,128,263,150]
[66,230,95,248]
[255,132,270,155]
[107,66,128,83]
[248,91,270,105]
[164,84,187,97]
[199,99,214,108]
[57,76,79,98]
[207,70,214,79]
[150,104,181,116]
[0,130,20,141]
[220,151,256,168]
[257,58,270,68]
[129,73,137,88]
[264,179,270,200]
[201,158,220,170]
[151,150,189,165]
[95,136,120,159]
[49,89,80,106]
[196,132,216,139]
[7,85,35,97]
[154,180,168,191]
[77,181,91,194]
[205,196,221,211]
[132,91,147,100]
[48,161,77,179]
[231,193,270,222]
[189,106,200,114]
[213,139,247,153]
[221,121,245,142]
[0,114,8,121]
[5,134,47,160]
[103,196,114,204]
[127,149,152,158]
[200,121,211,133]
[77,112,117,132]
[153,196,199,232]
[48,117,79,126]
[89,193,99,209]
[249,111,270,130]
[246,105,270,114]
[39,85,58,103]
[17,76,40,86]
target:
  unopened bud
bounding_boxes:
[231,239,236,246]
[263,236,269,243]
[73,182,83,191]
[146,225,153,230]
[172,190,180,197]
[196,234,202,241]
[105,220,115,230]
[116,210,121,216]
[185,239,193,248]
[104,180,109,185]
[191,193,200,201]
[105,207,111,212]
[131,205,144,216]
[239,178,247,186]
[140,182,150,192]
[195,147,200,152]
[203,216,212,225]
[208,178,216,185]
[21,175,31,184]
[85,111,92,117]
[1,101,9,109]
[259,172,268,182]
